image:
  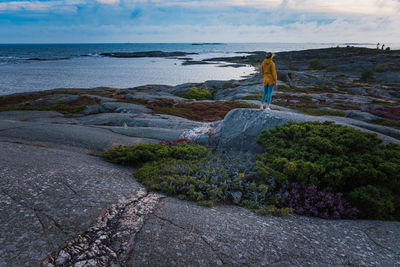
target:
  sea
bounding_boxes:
[0,42,394,96]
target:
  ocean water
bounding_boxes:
[0,42,391,96]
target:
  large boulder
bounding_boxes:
[210,108,400,153]
[211,109,319,152]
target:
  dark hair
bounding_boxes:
[266,52,274,59]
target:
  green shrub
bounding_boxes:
[360,70,375,82]
[135,154,289,215]
[102,143,208,166]
[348,185,394,220]
[256,121,400,220]
[308,59,325,70]
[183,87,212,100]
[103,143,290,215]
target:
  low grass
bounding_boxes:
[294,107,345,117]
[222,83,240,89]
[0,89,81,106]
[154,100,257,121]
[121,98,258,122]
[370,118,400,130]
[241,94,262,101]
[0,95,100,114]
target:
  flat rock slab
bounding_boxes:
[101,102,152,114]
[0,142,142,267]
[129,197,400,266]
[102,126,183,140]
[0,110,63,120]
[78,113,204,130]
[0,119,156,152]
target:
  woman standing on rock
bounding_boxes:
[260,52,277,110]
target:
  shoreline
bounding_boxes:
[1,46,400,266]
[2,46,400,97]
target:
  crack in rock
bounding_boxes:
[362,227,396,254]
[39,188,163,267]
[153,213,226,266]
[1,189,68,235]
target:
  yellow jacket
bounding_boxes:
[261,58,277,85]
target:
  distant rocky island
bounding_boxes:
[1,47,400,266]
[99,50,198,58]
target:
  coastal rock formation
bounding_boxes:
[210,108,400,152]
[1,47,400,266]
[100,51,197,58]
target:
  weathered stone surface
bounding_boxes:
[0,119,156,152]
[167,82,198,96]
[213,84,263,101]
[101,102,152,114]
[78,113,204,130]
[128,197,400,266]
[102,126,183,140]
[0,141,143,267]
[211,108,400,152]
[1,47,400,267]
[127,90,184,101]
[344,110,380,122]
[0,110,64,121]
[28,94,81,106]
[82,104,105,115]
[40,188,163,267]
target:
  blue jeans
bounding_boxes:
[261,84,274,105]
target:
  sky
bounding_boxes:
[0,0,399,43]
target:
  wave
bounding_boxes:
[80,53,101,57]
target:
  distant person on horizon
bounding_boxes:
[260,52,277,110]
[377,42,380,49]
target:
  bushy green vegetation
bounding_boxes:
[256,121,400,220]
[103,121,400,221]
[308,59,325,70]
[102,143,208,166]
[103,143,291,215]
[183,87,212,100]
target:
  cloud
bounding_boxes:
[97,0,120,4]
[0,1,85,13]
[0,0,399,43]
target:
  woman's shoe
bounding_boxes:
[266,106,271,110]
[260,105,264,110]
